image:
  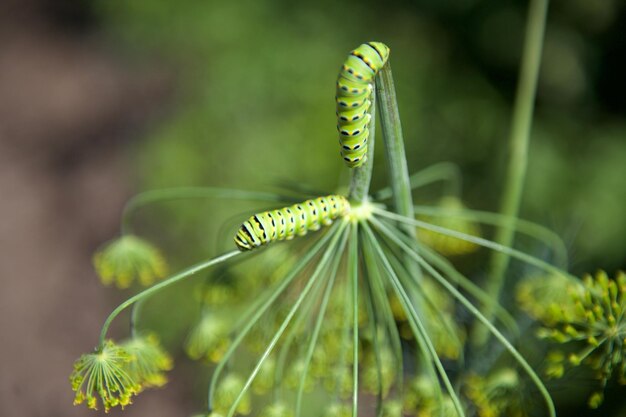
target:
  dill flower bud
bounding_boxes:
[185,312,230,363]
[382,399,403,417]
[516,273,583,324]
[417,197,481,256]
[403,375,439,413]
[392,277,464,359]
[252,356,276,394]
[120,333,173,391]
[536,270,626,408]
[323,402,351,417]
[322,366,353,398]
[464,368,525,417]
[259,401,293,417]
[363,348,396,396]
[285,358,317,392]
[93,235,168,288]
[70,340,140,412]
[213,373,251,415]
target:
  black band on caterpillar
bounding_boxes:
[234,195,351,251]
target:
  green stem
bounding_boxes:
[98,250,240,347]
[350,225,359,417]
[478,0,549,344]
[376,62,416,230]
[348,90,377,203]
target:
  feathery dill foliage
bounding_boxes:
[70,5,616,415]
[519,270,626,408]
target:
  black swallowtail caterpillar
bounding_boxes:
[337,42,390,168]
[234,195,350,251]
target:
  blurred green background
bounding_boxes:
[0,0,624,416]
[95,0,625,273]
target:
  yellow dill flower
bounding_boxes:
[213,373,251,415]
[185,312,230,363]
[417,197,481,256]
[537,271,626,408]
[93,235,168,288]
[121,333,173,391]
[70,340,140,412]
[464,368,526,417]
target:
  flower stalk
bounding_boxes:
[476,0,550,345]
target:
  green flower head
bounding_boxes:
[417,197,481,256]
[516,272,583,324]
[70,340,140,412]
[323,402,351,417]
[185,312,231,363]
[464,368,526,417]
[121,333,173,391]
[213,373,251,416]
[259,401,294,417]
[93,235,168,288]
[537,271,626,408]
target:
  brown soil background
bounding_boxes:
[0,2,193,415]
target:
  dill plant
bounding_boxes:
[69,1,623,415]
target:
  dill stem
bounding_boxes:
[476,0,549,346]
[376,62,416,230]
[348,90,377,202]
[98,250,240,348]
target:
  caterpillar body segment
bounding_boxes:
[336,42,390,168]
[234,195,351,251]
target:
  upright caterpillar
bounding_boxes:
[337,42,390,168]
[234,195,351,251]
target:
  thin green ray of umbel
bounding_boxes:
[374,208,575,280]
[360,225,445,416]
[224,223,349,417]
[295,224,349,417]
[362,221,466,417]
[369,216,556,417]
[412,204,568,268]
[208,222,342,411]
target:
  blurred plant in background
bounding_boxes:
[64,0,626,416]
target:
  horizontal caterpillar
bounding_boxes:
[234,195,351,251]
[337,42,390,168]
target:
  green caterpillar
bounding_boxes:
[234,195,351,251]
[337,42,390,168]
